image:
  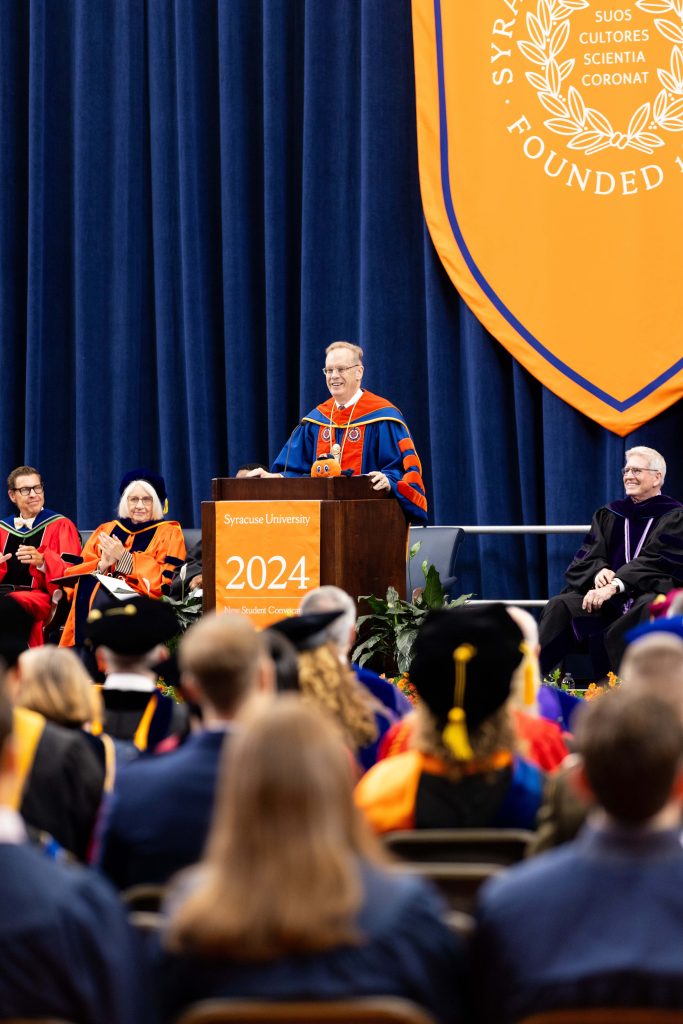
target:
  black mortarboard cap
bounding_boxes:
[84,595,179,655]
[410,604,524,733]
[268,610,344,652]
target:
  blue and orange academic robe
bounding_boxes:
[0,508,82,646]
[272,390,428,525]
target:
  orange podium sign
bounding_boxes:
[413,0,683,434]
[214,500,321,626]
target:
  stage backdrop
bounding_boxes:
[413,0,683,435]
[1,0,683,604]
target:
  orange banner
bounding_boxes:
[214,501,321,627]
[413,0,683,435]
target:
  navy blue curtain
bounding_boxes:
[2,0,682,601]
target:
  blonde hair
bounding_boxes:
[16,646,101,727]
[166,695,388,960]
[413,702,516,778]
[325,341,364,364]
[297,642,377,750]
[117,479,163,520]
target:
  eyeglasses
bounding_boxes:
[13,484,43,497]
[621,466,657,477]
[322,363,360,377]
[128,496,153,506]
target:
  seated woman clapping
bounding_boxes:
[52,469,185,650]
[158,696,466,1024]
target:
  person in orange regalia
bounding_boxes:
[246,341,428,525]
[53,469,186,650]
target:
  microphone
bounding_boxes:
[282,418,305,478]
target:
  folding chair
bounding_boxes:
[174,996,437,1024]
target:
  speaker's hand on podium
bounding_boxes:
[243,468,282,479]
[367,471,390,492]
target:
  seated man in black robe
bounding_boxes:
[539,446,683,676]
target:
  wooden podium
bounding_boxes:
[202,476,407,615]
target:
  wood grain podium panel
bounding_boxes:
[203,477,407,614]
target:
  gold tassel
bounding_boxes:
[163,498,169,515]
[442,706,475,761]
[520,641,537,707]
[442,643,476,760]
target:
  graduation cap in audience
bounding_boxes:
[0,596,33,668]
[410,604,524,760]
[268,610,344,652]
[84,595,180,655]
[119,467,168,513]
[626,614,683,646]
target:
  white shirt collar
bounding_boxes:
[0,806,27,844]
[14,509,43,529]
[335,387,363,410]
[103,672,156,693]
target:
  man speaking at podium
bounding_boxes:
[246,341,428,525]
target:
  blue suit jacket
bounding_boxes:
[0,842,147,1023]
[474,823,683,1023]
[96,728,229,888]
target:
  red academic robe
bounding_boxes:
[0,508,82,646]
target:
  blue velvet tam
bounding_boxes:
[119,467,167,506]
[626,614,683,646]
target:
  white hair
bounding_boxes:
[626,446,666,482]
[325,341,364,364]
[117,479,163,520]
[299,586,357,654]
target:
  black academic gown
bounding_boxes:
[539,494,683,674]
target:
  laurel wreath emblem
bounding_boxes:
[517,0,683,154]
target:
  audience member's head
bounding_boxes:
[299,586,356,657]
[410,604,524,764]
[574,690,683,825]
[266,610,376,750]
[261,630,300,693]
[619,632,683,717]
[179,612,273,720]
[15,646,101,729]
[84,595,179,676]
[166,694,386,960]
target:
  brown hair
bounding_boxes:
[7,466,41,491]
[166,695,388,959]
[576,690,683,823]
[179,612,265,714]
[16,646,100,727]
[297,642,377,750]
